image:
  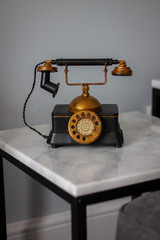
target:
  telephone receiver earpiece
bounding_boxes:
[37,61,59,98]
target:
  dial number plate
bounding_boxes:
[68,110,102,144]
[77,118,94,135]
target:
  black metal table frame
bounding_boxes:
[1,149,160,240]
[152,88,160,118]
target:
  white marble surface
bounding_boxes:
[152,79,160,89]
[0,112,160,197]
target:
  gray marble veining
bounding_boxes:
[0,112,160,196]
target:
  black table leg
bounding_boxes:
[0,157,7,240]
[71,198,87,240]
[152,88,160,118]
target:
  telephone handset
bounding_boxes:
[23,58,132,147]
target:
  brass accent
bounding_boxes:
[112,61,132,76]
[52,116,71,118]
[100,116,117,118]
[65,63,107,86]
[52,115,117,118]
[68,84,102,113]
[68,110,102,144]
[37,60,58,72]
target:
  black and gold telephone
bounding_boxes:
[23,58,132,147]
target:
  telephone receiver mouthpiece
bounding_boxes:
[112,61,132,76]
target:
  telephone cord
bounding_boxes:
[23,61,48,139]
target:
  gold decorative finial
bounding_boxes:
[82,84,89,97]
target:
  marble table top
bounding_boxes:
[152,79,160,90]
[0,112,160,197]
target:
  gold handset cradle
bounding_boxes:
[65,63,108,113]
[35,58,132,147]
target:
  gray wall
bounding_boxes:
[0,0,160,223]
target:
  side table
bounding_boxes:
[1,112,160,240]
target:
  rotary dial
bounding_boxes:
[68,110,102,144]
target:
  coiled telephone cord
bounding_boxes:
[23,61,48,139]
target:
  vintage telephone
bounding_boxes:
[23,58,132,148]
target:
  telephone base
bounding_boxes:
[48,130,123,148]
[47,104,124,147]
